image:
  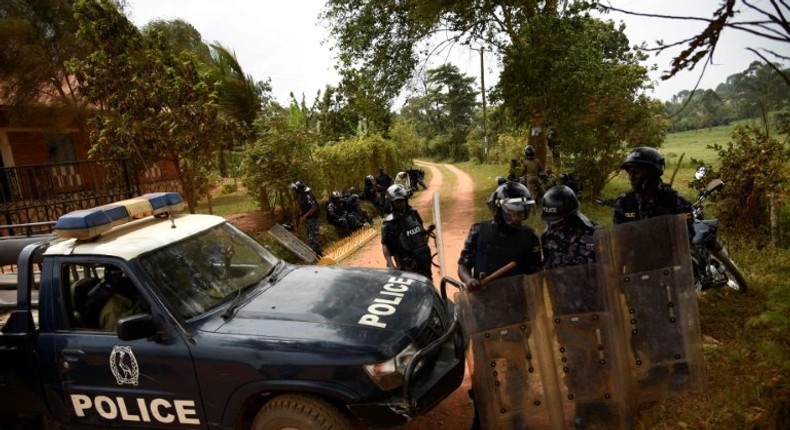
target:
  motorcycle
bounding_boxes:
[690,166,748,294]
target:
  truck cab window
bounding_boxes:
[65,264,146,331]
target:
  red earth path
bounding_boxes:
[339,160,477,430]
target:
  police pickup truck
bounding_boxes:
[0,193,464,429]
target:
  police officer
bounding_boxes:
[327,190,352,234]
[612,147,693,389]
[345,194,372,228]
[291,181,323,257]
[613,146,693,225]
[98,266,144,331]
[381,184,435,281]
[375,166,393,216]
[363,175,377,201]
[408,166,427,190]
[541,185,606,428]
[522,145,546,203]
[458,181,542,293]
[458,181,542,429]
[541,185,598,269]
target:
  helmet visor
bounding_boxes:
[498,197,535,214]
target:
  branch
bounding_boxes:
[747,47,790,86]
[599,4,717,23]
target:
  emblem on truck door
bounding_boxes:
[110,345,139,386]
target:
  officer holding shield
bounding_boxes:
[457,181,542,430]
[457,181,543,292]
[613,147,694,389]
[541,185,613,428]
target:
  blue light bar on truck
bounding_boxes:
[54,192,185,240]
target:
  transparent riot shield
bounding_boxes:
[540,265,631,429]
[458,275,563,430]
[595,214,705,404]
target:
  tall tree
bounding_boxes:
[67,0,242,212]
[314,69,393,143]
[400,64,477,160]
[321,0,566,106]
[497,11,667,197]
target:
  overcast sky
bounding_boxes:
[126,0,788,107]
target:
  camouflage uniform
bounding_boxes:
[541,213,606,426]
[541,215,598,270]
[522,157,546,201]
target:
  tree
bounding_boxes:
[242,101,320,214]
[400,64,477,160]
[321,0,566,107]
[67,0,243,212]
[496,11,667,197]
[314,69,393,143]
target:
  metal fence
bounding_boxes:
[0,158,180,236]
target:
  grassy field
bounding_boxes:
[201,124,789,428]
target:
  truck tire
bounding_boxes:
[252,393,353,430]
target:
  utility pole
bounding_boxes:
[472,47,488,160]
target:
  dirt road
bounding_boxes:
[340,160,477,430]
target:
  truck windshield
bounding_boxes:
[138,222,280,319]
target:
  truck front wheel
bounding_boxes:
[252,393,353,430]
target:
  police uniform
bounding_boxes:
[298,191,322,256]
[381,208,432,280]
[458,220,543,279]
[541,214,598,271]
[613,183,692,225]
[327,200,348,230]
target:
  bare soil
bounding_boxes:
[224,161,476,429]
[339,161,476,430]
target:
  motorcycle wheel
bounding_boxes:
[711,250,748,293]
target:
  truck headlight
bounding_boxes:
[363,342,422,391]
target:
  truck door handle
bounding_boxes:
[61,348,85,369]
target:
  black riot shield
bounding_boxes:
[541,265,631,429]
[595,214,705,404]
[458,275,563,430]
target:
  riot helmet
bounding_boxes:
[524,145,536,159]
[621,147,665,176]
[365,175,374,184]
[491,181,534,226]
[330,191,342,202]
[290,181,306,192]
[386,184,409,202]
[541,185,579,223]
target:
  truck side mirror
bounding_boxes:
[117,313,159,341]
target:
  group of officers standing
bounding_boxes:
[355,146,694,429]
